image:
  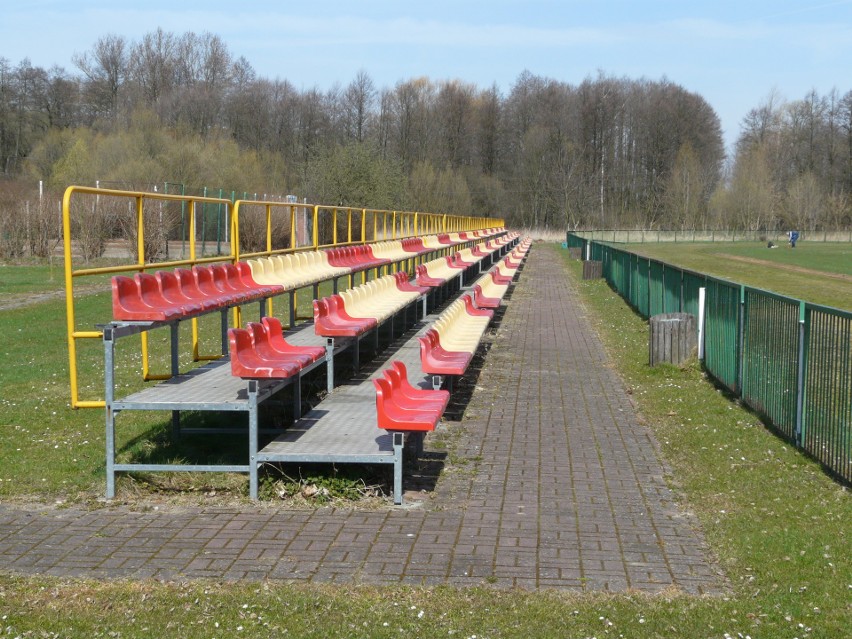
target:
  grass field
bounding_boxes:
[625,241,852,310]
[0,251,850,637]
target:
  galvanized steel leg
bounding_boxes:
[288,291,296,328]
[393,431,404,505]
[104,327,116,499]
[325,338,335,393]
[170,322,180,436]
[293,376,302,418]
[248,380,259,500]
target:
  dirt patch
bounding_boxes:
[0,285,106,311]
[717,254,852,282]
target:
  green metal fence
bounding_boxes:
[569,229,852,243]
[568,233,852,484]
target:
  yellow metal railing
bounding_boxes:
[63,185,505,408]
[63,186,235,407]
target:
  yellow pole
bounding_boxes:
[62,187,81,408]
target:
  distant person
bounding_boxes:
[789,230,799,248]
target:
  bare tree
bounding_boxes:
[129,28,177,108]
[342,70,376,143]
[73,34,127,120]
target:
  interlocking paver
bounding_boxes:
[0,243,724,593]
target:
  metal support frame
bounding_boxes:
[102,319,326,500]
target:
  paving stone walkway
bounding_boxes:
[0,244,723,593]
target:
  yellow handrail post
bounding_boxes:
[190,200,202,361]
[62,187,82,408]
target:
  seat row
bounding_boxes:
[246,250,350,289]
[112,230,507,323]
[313,272,429,337]
[112,263,281,322]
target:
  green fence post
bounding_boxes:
[795,301,807,446]
[737,285,745,396]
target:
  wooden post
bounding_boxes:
[582,260,603,280]
[649,312,697,366]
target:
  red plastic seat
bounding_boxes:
[472,284,501,309]
[393,271,430,294]
[193,265,245,306]
[313,296,376,336]
[112,275,181,321]
[218,264,265,302]
[449,252,473,268]
[373,377,443,432]
[228,327,302,379]
[490,269,513,285]
[352,245,389,269]
[154,271,206,315]
[134,273,189,317]
[415,264,445,287]
[401,237,427,254]
[324,247,345,268]
[419,329,472,376]
[173,268,224,311]
[245,323,313,369]
[253,318,326,366]
[462,292,494,319]
[383,361,449,412]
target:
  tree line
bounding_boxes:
[1,28,850,255]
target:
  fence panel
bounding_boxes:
[804,305,852,482]
[649,261,665,316]
[741,290,801,440]
[632,257,650,318]
[610,247,630,296]
[662,265,682,313]
[682,270,705,319]
[703,278,740,391]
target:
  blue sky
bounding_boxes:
[3,0,851,152]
